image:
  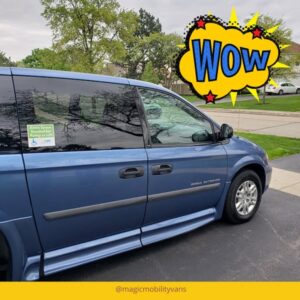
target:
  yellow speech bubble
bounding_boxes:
[178,17,280,103]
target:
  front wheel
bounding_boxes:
[223,170,262,224]
[296,89,300,94]
[278,89,283,95]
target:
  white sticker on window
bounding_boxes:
[27,124,55,148]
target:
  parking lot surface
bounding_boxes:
[46,157,300,281]
[46,190,300,281]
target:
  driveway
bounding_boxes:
[46,155,300,281]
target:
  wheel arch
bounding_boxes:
[0,217,42,281]
[230,163,266,192]
[215,158,267,220]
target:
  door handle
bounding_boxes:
[152,164,173,175]
[119,167,144,179]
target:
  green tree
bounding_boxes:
[146,32,182,88]
[118,9,181,86]
[120,8,162,78]
[141,61,159,83]
[41,0,138,73]
[0,51,16,66]
[22,48,69,70]
[135,8,161,38]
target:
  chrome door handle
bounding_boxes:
[119,167,144,179]
[152,164,173,175]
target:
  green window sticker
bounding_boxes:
[27,124,55,148]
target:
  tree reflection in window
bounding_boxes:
[15,77,144,152]
[0,76,21,153]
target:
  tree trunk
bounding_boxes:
[262,85,266,104]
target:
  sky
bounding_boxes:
[0,0,299,61]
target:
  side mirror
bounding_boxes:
[219,123,233,140]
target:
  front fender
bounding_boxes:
[227,154,266,182]
[215,153,270,220]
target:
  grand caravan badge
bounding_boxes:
[177,8,288,105]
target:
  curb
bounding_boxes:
[197,108,300,117]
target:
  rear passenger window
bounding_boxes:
[0,75,21,153]
[14,77,144,152]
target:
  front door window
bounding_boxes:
[138,88,214,145]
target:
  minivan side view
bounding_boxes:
[0,67,271,281]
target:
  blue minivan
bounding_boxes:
[0,67,271,280]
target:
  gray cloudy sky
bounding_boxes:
[0,0,299,61]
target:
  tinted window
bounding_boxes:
[14,77,144,152]
[138,88,213,145]
[0,75,21,153]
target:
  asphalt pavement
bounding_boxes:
[46,155,300,281]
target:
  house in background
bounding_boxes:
[282,42,300,86]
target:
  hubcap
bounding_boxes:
[235,180,258,216]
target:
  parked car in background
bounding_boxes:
[0,67,271,281]
[265,82,300,95]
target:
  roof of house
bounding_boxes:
[283,42,300,53]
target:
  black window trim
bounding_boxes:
[0,74,22,155]
[134,86,220,149]
[132,86,151,148]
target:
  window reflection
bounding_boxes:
[139,88,213,145]
[15,77,144,152]
[0,76,21,153]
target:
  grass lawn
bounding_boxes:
[183,94,252,103]
[236,132,300,160]
[183,95,204,102]
[198,95,300,112]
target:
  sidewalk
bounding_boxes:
[200,108,300,138]
[199,108,300,117]
[270,154,300,197]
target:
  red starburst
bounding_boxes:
[252,27,263,39]
[204,91,217,103]
[196,18,206,29]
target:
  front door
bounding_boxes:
[137,88,227,244]
[13,75,148,257]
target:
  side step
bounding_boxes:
[141,208,216,246]
[43,229,142,276]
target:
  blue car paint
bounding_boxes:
[0,68,272,280]
[213,136,272,220]
[141,208,216,245]
[224,136,272,191]
[142,145,227,226]
[0,154,42,280]
[22,149,148,252]
[11,67,130,85]
[43,229,142,276]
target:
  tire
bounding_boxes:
[0,235,10,281]
[223,170,262,224]
[278,90,283,95]
[0,258,9,281]
[296,89,300,94]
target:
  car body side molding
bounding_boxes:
[148,183,221,202]
[44,196,147,220]
[43,183,220,221]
